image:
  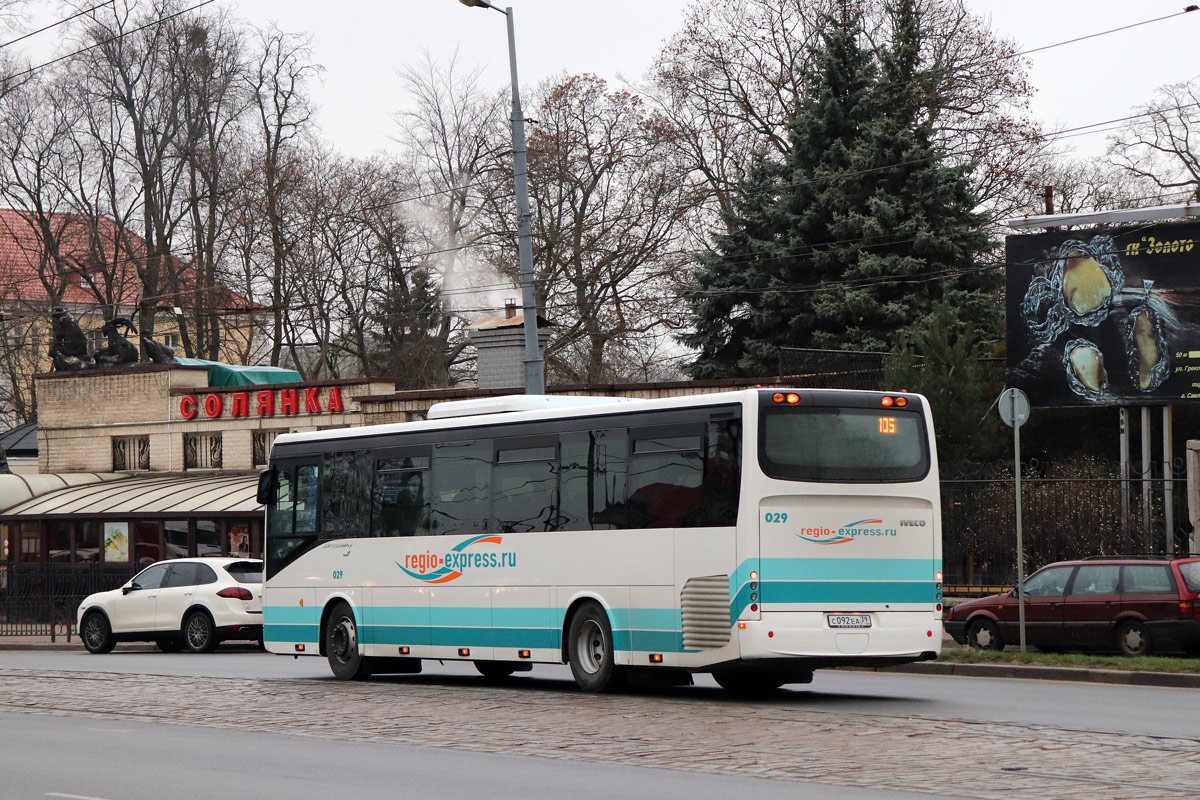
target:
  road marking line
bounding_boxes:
[47,793,118,800]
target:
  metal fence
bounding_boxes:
[941,457,1188,587]
[0,563,137,639]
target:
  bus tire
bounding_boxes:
[567,602,619,693]
[325,602,371,680]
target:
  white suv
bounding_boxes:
[77,557,263,654]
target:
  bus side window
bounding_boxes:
[320,451,371,539]
[626,426,704,529]
[702,418,741,526]
[561,428,628,531]
[492,442,558,533]
[267,467,294,536]
[373,454,431,537]
[431,440,490,535]
[294,464,319,534]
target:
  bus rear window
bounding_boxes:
[759,407,929,483]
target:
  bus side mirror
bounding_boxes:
[256,469,277,506]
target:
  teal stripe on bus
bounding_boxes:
[263,606,321,625]
[761,580,937,605]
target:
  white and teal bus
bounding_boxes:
[258,388,943,692]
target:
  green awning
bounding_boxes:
[174,358,302,387]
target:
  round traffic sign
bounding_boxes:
[998,387,1030,428]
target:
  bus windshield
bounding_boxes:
[759,406,929,483]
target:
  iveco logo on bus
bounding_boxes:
[796,518,899,544]
[396,534,517,584]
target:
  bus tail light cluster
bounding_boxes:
[771,393,800,405]
[880,396,907,407]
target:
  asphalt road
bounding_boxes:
[2,647,1199,740]
[2,710,947,800]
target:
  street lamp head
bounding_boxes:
[458,0,498,9]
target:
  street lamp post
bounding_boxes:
[458,0,544,394]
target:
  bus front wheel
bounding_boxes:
[325,602,371,680]
[567,602,619,693]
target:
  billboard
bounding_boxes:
[1006,222,1200,407]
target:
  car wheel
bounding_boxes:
[81,612,115,654]
[183,610,218,653]
[474,661,517,679]
[1116,620,1152,657]
[966,618,1004,651]
[567,601,621,692]
[155,637,182,653]
[325,602,371,680]
[712,670,786,694]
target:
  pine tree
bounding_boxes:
[683,0,998,377]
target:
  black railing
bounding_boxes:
[0,563,138,639]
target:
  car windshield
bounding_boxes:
[1178,560,1200,592]
[225,562,263,584]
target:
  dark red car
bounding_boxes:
[945,556,1200,656]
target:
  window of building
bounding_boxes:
[49,522,72,562]
[133,521,160,568]
[113,435,150,471]
[196,520,221,556]
[162,333,181,348]
[18,522,40,563]
[253,430,284,468]
[76,521,100,563]
[165,520,189,559]
[184,432,223,470]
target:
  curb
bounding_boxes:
[875,660,1200,688]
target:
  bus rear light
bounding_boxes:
[519,650,531,659]
[786,393,800,404]
[927,631,933,637]
[750,603,758,612]
[750,571,758,581]
[772,393,784,403]
[767,631,774,638]
[295,644,305,652]
[217,587,253,601]
[738,622,746,629]
[935,572,943,582]
[895,397,907,407]
[458,648,470,657]
[881,396,894,407]
[649,654,663,663]
[936,603,942,612]
[399,646,410,655]
[750,593,757,601]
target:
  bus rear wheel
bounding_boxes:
[325,602,371,680]
[567,602,620,693]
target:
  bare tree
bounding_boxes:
[246,24,320,367]
[1107,78,1200,202]
[521,74,695,383]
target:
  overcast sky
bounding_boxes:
[220,0,1200,161]
[18,1,1200,160]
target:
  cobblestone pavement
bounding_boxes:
[2,669,1198,799]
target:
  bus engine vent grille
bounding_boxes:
[681,575,731,649]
